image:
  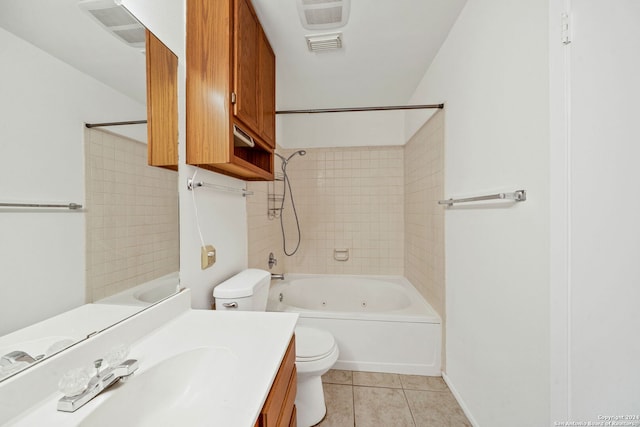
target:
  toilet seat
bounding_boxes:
[295,326,336,362]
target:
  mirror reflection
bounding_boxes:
[0,0,179,380]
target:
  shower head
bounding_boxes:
[289,150,306,160]
[275,150,307,166]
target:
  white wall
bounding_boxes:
[406,1,550,425]
[550,0,640,421]
[277,110,405,148]
[0,27,145,335]
[124,0,249,309]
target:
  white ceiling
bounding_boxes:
[252,0,467,111]
[0,0,146,104]
[1,0,467,116]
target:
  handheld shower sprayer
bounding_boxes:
[275,150,306,256]
[275,150,306,169]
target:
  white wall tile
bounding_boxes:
[85,128,179,299]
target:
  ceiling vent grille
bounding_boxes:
[78,0,145,48]
[297,0,350,30]
[306,33,343,52]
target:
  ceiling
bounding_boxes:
[252,0,467,111]
[0,0,146,104]
[1,0,468,114]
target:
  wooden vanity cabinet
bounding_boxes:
[256,335,297,427]
[186,0,276,181]
[146,29,179,170]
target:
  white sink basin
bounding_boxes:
[79,347,237,427]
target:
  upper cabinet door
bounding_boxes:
[146,29,179,170]
[234,0,260,131]
[258,30,276,148]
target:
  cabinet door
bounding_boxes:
[234,0,260,131]
[146,29,178,170]
[258,29,276,148]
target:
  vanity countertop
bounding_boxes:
[6,308,298,426]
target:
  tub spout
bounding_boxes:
[271,273,285,280]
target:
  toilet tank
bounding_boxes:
[213,269,271,311]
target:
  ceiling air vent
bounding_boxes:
[306,33,343,52]
[297,0,350,30]
[78,0,145,49]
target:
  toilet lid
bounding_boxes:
[295,326,336,361]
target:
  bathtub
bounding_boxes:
[95,272,181,307]
[267,274,441,376]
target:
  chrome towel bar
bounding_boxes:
[438,190,526,207]
[187,178,253,197]
[0,202,82,210]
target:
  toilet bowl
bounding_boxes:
[213,269,338,427]
[294,326,339,427]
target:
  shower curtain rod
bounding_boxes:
[85,120,147,128]
[275,103,444,114]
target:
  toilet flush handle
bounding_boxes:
[222,302,238,308]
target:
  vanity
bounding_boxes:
[0,291,298,426]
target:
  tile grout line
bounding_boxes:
[351,383,356,427]
[402,388,418,427]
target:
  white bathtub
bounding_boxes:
[95,272,181,306]
[267,274,441,376]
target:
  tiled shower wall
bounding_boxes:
[246,180,285,271]
[84,128,179,301]
[246,113,444,306]
[248,147,405,275]
[404,111,445,318]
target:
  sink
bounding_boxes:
[78,347,237,426]
[134,281,179,304]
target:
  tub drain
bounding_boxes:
[361,302,367,308]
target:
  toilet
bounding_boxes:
[214,269,338,427]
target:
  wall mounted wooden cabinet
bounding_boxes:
[186,0,276,181]
[146,30,179,170]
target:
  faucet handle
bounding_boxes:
[58,367,91,397]
[103,344,130,368]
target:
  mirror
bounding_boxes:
[0,0,179,380]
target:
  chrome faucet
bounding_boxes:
[0,350,43,366]
[57,358,139,412]
[268,252,278,269]
[271,273,285,280]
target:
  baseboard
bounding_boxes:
[442,372,480,427]
[334,360,441,376]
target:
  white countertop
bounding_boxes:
[5,308,298,426]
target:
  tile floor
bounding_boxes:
[316,370,471,427]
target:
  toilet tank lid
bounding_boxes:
[213,269,271,298]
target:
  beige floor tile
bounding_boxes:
[317,383,354,427]
[352,371,402,389]
[399,375,448,392]
[353,386,414,427]
[404,389,471,427]
[323,369,353,385]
